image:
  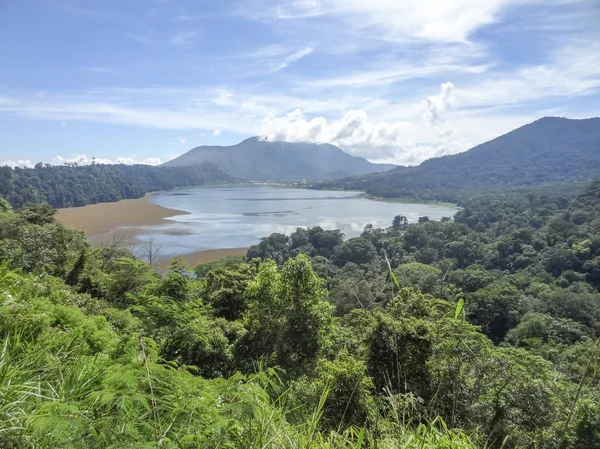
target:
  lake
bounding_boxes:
[132,185,458,256]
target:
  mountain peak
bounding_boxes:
[240,136,268,144]
[164,138,395,180]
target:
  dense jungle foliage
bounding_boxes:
[0,162,235,209]
[0,181,599,448]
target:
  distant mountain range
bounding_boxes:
[4,117,599,210]
[314,117,600,202]
[163,137,395,180]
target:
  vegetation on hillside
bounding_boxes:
[1,181,600,447]
[312,117,600,204]
[0,162,235,209]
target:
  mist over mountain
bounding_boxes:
[163,137,396,180]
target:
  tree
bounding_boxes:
[0,197,11,213]
[202,263,256,321]
[236,254,333,376]
[367,311,432,398]
[395,262,442,295]
[332,237,377,267]
[18,203,57,225]
[392,215,408,229]
[467,282,522,343]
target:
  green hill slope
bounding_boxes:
[314,117,600,201]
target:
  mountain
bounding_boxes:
[314,117,600,202]
[163,137,395,180]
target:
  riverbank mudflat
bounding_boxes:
[55,193,189,240]
[55,194,248,267]
[157,247,247,268]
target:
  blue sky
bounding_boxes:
[1,0,599,167]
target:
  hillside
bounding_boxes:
[0,162,235,209]
[163,137,395,180]
[314,117,600,202]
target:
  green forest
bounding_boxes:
[0,162,235,209]
[0,180,599,448]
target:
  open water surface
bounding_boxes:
[129,185,459,256]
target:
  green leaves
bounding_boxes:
[239,254,334,377]
[454,298,464,320]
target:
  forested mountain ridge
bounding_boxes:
[163,136,396,179]
[314,117,600,202]
[0,161,235,209]
[0,181,599,447]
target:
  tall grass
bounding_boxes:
[0,328,479,448]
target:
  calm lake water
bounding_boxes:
[133,186,458,256]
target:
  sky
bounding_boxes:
[1,0,599,167]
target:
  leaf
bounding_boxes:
[390,271,400,290]
[383,251,400,290]
[356,428,365,449]
[454,298,464,319]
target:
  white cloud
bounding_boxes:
[257,82,477,165]
[259,108,414,160]
[169,31,198,46]
[212,89,236,106]
[421,81,455,126]
[247,0,538,43]
[307,59,488,88]
[1,159,33,169]
[455,40,600,107]
[169,137,187,145]
[60,121,68,127]
[240,43,316,73]
[242,43,292,58]
[1,155,163,168]
[213,129,221,136]
[272,46,315,72]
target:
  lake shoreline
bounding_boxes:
[56,194,250,267]
[56,185,459,267]
[157,247,248,268]
[361,193,459,208]
[55,192,191,239]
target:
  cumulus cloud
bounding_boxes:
[421,82,455,127]
[258,82,473,165]
[420,81,466,147]
[259,108,413,160]
[1,159,34,169]
[213,129,221,136]
[1,155,163,168]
